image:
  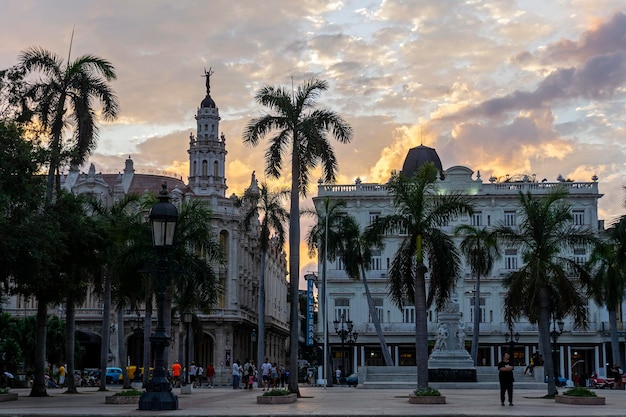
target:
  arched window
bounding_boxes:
[202,160,208,176]
[213,161,219,177]
[193,161,197,176]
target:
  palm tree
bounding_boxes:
[496,187,596,397]
[243,180,289,368]
[454,225,500,366]
[19,46,119,204]
[304,198,349,384]
[89,195,144,390]
[243,78,352,393]
[587,215,626,369]
[335,214,394,366]
[367,162,472,389]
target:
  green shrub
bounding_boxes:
[262,388,292,397]
[113,389,144,397]
[563,387,597,397]
[0,387,10,395]
[413,386,441,396]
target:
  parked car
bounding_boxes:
[346,373,358,387]
[105,367,123,384]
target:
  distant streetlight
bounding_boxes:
[333,314,358,380]
[139,183,179,411]
[551,318,565,377]
[504,331,520,361]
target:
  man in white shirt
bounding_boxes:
[232,360,241,389]
[261,358,272,391]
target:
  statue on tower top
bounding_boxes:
[203,67,214,95]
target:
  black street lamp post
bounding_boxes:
[184,311,193,386]
[551,318,565,378]
[333,314,358,380]
[139,183,179,411]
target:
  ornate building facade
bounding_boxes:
[314,145,614,380]
[3,73,289,384]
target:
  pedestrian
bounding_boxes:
[171,360,182,387]
[498,352,514,406]
[261,357,271,391]
[196,364,204,387]
[232,360,241,389]
[335,367,342,385]
[58,364,66,387]
[189,361,197,386]
[279,363,286,387]
[271,362,279,388]
[207,363,215,388]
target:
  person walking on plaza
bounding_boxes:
[261,357,271,391]
[498,352,514,406]
[232,360,241,389]
[207,363,215,388]
[171,360,182,387]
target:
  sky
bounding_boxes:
[2,0,626,281]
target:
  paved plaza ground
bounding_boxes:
[1,384,625,417]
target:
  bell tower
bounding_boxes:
[188,68,227,197]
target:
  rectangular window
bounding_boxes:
[370,298,384,323]
[504,211,516,227]
[403,306,415,323]
[573,210,585,226]
[369,211,381,225]
[334,298,350,321]
[470,298,486,323]
[504,249,518,270]
[471,211,483,227]
[573,247,587,265]
[371,250,381,270]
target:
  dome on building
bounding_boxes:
[400,145,445,179]
[201,94,216,108]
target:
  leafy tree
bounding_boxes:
[496,188,596,397]
[587,215,626,368]
[243,78,352,393]
[243,181,289,368]
[367,162,472,389]
[18,46,119,203]
[454,225,500,366]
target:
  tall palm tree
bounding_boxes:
[18,46,119,203]
[587,215,626,369]
[496,187,596,397]
[336,214,394,366]
[367,162,472,389]
[454,225,500,366]
[304,198,350,384]
[243,181,289,368]
[243,78,352,393]
[89,195,144,390]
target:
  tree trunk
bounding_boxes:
[65,298,78,393]
[99,273,111,390]
[360,264,393,366]
[257,251,266,368]
[118,307,132,389]
[470,274,481,366]
[287,152,301,395]
[538,290,557,396]
[415,263,429,389]
[609,309,621,368]
[29,298,49,397]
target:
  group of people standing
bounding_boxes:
[170,360,215,388]
[231,358,287,390]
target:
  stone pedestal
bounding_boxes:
[428,300,476,381]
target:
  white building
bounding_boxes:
[314,144,614,380]
[3,73,289,383]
